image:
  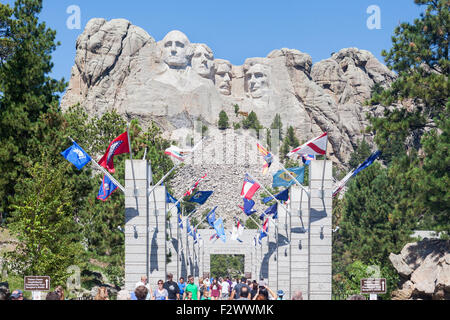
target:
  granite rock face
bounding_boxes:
[390,239,450,300]
[61,18,396,166]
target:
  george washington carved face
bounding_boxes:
[161,30,192,69]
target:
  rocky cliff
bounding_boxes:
[61,18,396,166]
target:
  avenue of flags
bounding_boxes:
[62,130,370,249]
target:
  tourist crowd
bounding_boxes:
[116,273,299,300]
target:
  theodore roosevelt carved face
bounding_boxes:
[161,30,192,69]
[191,44,214,80]
[214,59,232,95]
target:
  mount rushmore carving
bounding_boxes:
[61,18,396,165]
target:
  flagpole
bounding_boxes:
[68,137,125,192]
[126,125,139,199]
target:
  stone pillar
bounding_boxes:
[308,160,332,300]
[124,160,167,291]
[289,185,310,299]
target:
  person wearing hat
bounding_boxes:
[10,290,24,300]
[277,290,285,300]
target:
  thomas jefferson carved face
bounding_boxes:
[214,60,232,95]
[192,44,214,79]
[161,30,192,69]
[245,64,269,98]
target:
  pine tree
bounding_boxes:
[0,0,66,214]
[4,159,85,285]
[348,139,372,169]
[270,114,283,141]
[281,126,300,160]
[218,110,229,130]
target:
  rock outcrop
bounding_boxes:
[390,239,450,300]
[61,18,396,166]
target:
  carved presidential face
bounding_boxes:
[214,61,232,95]
[246,64,269,98]
[192,44,214,79]
[161,30,191,69]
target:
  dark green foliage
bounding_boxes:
[270,114,283,141]
[0,0,67,213]
[242,111,263,132]
[234,104,240,115]
[210,254,244,279]
[218,110,229,130]
[4,160,86,286]
[348,139,373,169]
[281,126,300,160]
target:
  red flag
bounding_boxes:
[98,132,130,173]
[184,173,207,197]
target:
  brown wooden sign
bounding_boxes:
[360,278,386,294]
[24,276,51,291]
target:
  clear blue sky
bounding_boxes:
[5,0,425,82]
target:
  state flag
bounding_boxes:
[188,191,213,205]
[257,143,274,175]
[213,218,226,243]
[262,188,289,204]
[272,167,305,188]
[206,207,217,228]
[97,175,118,201]
[98,132,130,173]
[61,142,92,170]
[241,174,260,200]
[288,132,328,157]
[238,198,257,216]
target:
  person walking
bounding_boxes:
[221,277,230,300]
[164,273,180,300]
[183,275,199,300]
[153,280,169,300]
[210,278,221,300]
[178,277,186,298]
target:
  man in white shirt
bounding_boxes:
[221,278,230,299]
[134,275,152,300]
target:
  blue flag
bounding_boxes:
[264,203,278,220]
[188,191,213,205]
[166,191,181,214]
[272,167,305,188]
[262,188,289,204]
[178,214,183,229]
[214,218,226,243]
[97,175,118,201]
[61,142,92,170]
[239,198,257,216]
[353,151,382,177]
[258,229,267,244]
[206,207,217,227]
[187,219,194,237]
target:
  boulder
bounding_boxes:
[390,239,450,300]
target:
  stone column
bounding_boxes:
[289,185,310,299]
[124,160,149,291]
[124,160,167,291]
[308,160,332,300]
